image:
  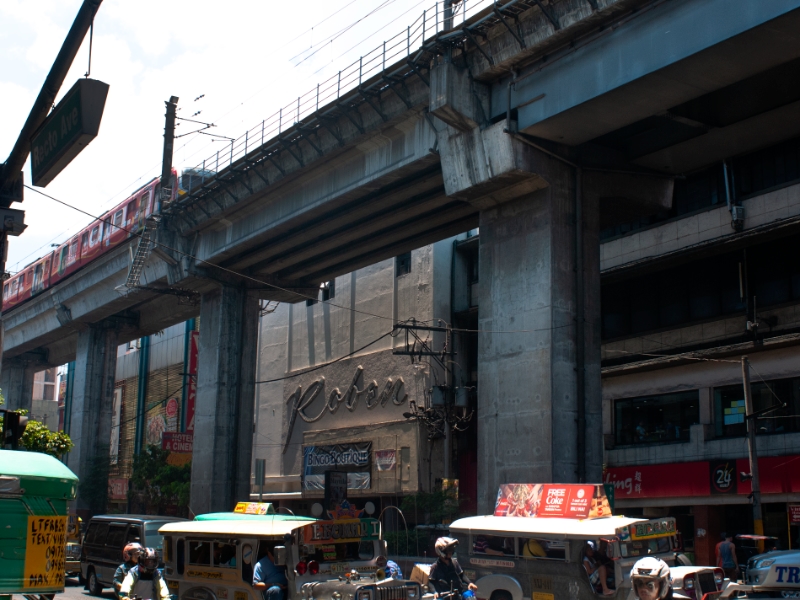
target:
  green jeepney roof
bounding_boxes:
[195,512,316,522]
[0,449,78,500]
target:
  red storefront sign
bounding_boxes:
[185,330,198,432]
[605,455,800,499]
[162,432,194,453]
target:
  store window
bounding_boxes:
[614,391,699,446]
[713,379,800,438]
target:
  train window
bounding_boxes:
[3,284,8,300]
[81,233,89,249]
[69,239,78,263]
[128,201,138,224]
[113,209,124,231]
[90,226,100,244]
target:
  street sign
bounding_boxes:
[30,78,109,187]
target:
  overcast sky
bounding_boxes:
[0,0,439,273]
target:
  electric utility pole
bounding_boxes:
[742,356,764,550]
[160,96,179,204]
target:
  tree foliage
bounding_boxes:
[130,445,191,516]
[0,390,74,457]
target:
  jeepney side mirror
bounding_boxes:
[274,546,287,566]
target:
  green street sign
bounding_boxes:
[30,78,109,187]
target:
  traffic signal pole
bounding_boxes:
[0,0,103,378]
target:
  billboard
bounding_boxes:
[302,442,372,491]
[494,483,612,519]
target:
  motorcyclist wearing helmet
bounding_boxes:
[428,537,478,598]
[118,547,170,600]
[630,557,672,600]
[113,543,143,598]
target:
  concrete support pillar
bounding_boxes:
[191,285,259,514]
[475,147,602,511]
[67,323,119,513]
[435,111,671,512]
[0,356,42,412]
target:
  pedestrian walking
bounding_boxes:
[715,532,739,582]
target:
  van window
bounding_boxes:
[473,535,514,556]
[188,541,211,565]
[519,538,567,560]
[127,525,141,544]
[87,522,109,545]
[106,524,127,549]
[144,521,170,550]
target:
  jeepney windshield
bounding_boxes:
[618,536,673,558]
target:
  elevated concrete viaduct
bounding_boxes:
[3,0,800,513]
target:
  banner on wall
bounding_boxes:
[605,455,800,499]
[302,442,372,491]
[185,330,199,432]
[493,484,612,519]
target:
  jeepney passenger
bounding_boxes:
[582,541,614,596]
[253,548,288,600]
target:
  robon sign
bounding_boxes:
[30,78,109,187]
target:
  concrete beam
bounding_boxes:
[190,285,259,513]
[430,61,488,132]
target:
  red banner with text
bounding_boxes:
[605,455,800,499]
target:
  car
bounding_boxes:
[80,514,186,596]
[744,549,800,598]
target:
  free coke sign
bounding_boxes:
[540,485,596,518]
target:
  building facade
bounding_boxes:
[251,134,800,555]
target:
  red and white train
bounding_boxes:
[2,170,179,313]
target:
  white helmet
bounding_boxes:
[435,537,459,558]
[630,557,671,600]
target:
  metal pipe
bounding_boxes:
[723,159,732,211]
[575,166,586,483]
[1,0,104,193]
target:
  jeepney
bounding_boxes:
[159,511,422,600]
[447,484,724,600]
[0,449,79,599]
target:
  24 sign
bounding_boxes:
[710,460,737,494]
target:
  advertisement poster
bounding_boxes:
[109,387,123,464]
[146,415,167,445]
[23,516,67,589]
[302,442,372,491]
[185,330,199,432]
[790,504,800,524]
[494,484,612,519]
[375,449,397,471]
